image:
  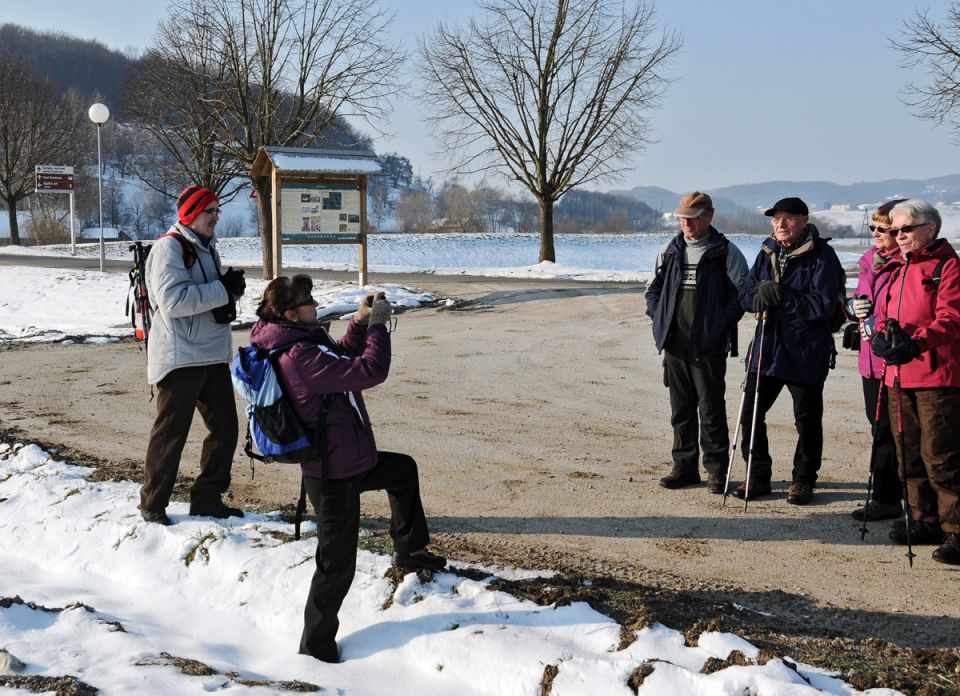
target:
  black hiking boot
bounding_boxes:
[190,501,244,519]
[932,533,960,565]
[658,467,700,489]
[888,520,945,545]
[851,500,902,521]
[141,509,173,526]
[707,474,727,495]
[733,480,772,501]
[395,548,447,572]
[786,482,814,506]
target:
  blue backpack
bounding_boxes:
[231,343,328,539]
[231,344,320,465]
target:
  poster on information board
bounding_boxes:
[279,182,362,242]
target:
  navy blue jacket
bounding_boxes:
[645,229,746,358]
[739,225,844,384]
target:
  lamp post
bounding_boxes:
[88,103,110,272]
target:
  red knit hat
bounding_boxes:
[177,185,219,226]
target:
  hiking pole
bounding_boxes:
[893,369,915,567]
[743,312,767,512]
[723,334,754,507]
[859,361,887,541]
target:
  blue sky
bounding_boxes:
[5,0,959,192]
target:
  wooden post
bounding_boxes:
[271,169,282,280]
[359,176,368,287]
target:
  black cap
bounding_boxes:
[764,197,809,217]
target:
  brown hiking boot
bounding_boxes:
[889,520,946,545]
[850,500,902,521]
[658,467,701,489]
[733,479,772,500]
[786,482,814,505]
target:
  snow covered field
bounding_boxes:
[0,443,899,695]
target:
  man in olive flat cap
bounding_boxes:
[645,191,748,493]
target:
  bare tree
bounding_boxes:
[122,4,247,201]
[893,5,960,140]
[419,0,679,262]
[0,52,85,244]
[396,189,433,232]
[144,0,405,277]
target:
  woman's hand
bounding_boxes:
[368,296,392,327]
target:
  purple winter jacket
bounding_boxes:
[249,318,391,480]
[853,246,902,379]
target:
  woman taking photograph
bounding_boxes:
[250,275,445,663]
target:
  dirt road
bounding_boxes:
[2,276,958,688]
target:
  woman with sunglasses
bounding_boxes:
[250,275,446,662]
[845,199,906,522]
[870,200,960,566]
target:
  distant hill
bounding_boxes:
[619,175,960,212]
[612,185,747,214]
[0,23,130,102]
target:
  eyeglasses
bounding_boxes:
[868,225,892,233]
[202,207,221,216]
[771,215,803,224]
[888,223,931,235]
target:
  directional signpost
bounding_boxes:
[35,165,77,255]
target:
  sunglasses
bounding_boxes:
[868,225,893,234]
[887,223,930,235]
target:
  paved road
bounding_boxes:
[0,251,641,291]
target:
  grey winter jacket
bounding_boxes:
[145,223,232,384]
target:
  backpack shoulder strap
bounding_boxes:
[158,231,196,269]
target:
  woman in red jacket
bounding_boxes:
[871,200,960,565]
[250,275,445,662]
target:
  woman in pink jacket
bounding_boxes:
[871,200,960,566]
[846,200,904,521]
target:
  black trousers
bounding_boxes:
[739,373,824,486]
[299,451,431,662]
[862,376,901,504]
[663,351,729,476]
[140,363,238,512]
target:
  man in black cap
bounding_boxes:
[646,191,748,493]
[734,197,845,504]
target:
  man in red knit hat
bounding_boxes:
[139,185,247,525]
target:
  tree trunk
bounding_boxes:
[6,199,20,246]
[538,197,555,263]
[253,177,274,280]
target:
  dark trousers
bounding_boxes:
[140,364,238,512]
[299,451,431,661]
[887,386,960,534]
[663,351,729,476]
[739,374,824,486]
[862,377,900,504]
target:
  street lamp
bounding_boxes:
[88,103,110,272]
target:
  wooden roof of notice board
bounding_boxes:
[251,146,384,178]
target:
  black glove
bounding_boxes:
[871,332,920,365]
[220,267,246,298]
[841,322,860,351]
[756,280,782,308]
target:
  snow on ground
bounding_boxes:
[0,265,431,342]
[0,442,899,695]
